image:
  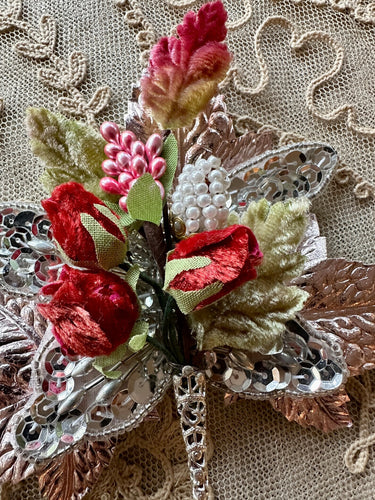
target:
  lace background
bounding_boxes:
[1,0,375,498]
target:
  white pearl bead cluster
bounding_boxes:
[171,156,231,235]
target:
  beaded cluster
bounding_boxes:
[171,156,231,235]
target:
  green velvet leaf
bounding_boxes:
[128,321,149,352]
[126,173,163,225]
[26,107,118,202]
[160,133,178,196]
[168,281,224,314]
[93,343,130,379]
[80,213,127,270]
[190,198,310,353]
[164,256,211,289]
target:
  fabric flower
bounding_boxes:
[140,0,231,129]
[38,266,139,357]
[164,225,263,313]
[42,182,127,270]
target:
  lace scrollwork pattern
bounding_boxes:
[0,0,110,126]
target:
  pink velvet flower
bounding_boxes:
[140,1,231,130]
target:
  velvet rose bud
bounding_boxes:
[164,225,263,313]
[38,266,139,357]
[42,182,127,270]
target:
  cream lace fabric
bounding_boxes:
[1,0,375,498]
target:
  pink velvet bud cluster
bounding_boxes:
[99,121,166,211]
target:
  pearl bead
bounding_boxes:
[212,194,227,207]
[202,204,218,218]
[208,170,223,183]
[172,202,184,215]
[204,218,218,230]
[209,181,224,194]
[217,207,229,221]
[196,158,211,174]
[222,177,231,190]
[183,164,194,174]
[207,156,221,169]
[195,182,208,195]
[181,183,194,196]
[184,195,197,207]
[178,173,189,184]
[172,191,183,202]
[191,170,205,183]
[186,206,200,220]
[197,194,211,208]
[186,219,200,233]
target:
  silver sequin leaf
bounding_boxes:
[229,142,337,207]
[11,330,172,463]
[295,258,375,376]
[0,203,60,296]
[297,214,327,270]
[204,320,347,399]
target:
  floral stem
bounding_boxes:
[146,335,177,363]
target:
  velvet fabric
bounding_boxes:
[39,265,139,357]
[168,225,263,309]
[42,182,126,265]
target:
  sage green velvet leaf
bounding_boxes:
[164,256,211,288]
[190,198,310,353]
[126,173,163,225]
[104,201,136,228]
[93,343,130,379]
[80,213,127,270]
[26,107,118,202]
[128,321,149,352]
[160,133,178,196]
[192,279,309,352]
[242,198,309,281]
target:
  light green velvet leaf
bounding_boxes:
[128,321,149,352]
[242,198,309,281]
[192,279,309,352]
[126,173,163,225]
[26,107,117,202]
[93,343,130,379]
[160,133,178,196]
[164,256,211,289]
[168,281,224,314]
[104,201,136,228]
[123,264,140,292]
[190,198,310,353]
[80,213,127,270]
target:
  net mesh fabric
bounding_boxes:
[1,0,375,498]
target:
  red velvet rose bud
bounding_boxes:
[38,266,139,357]
[42,182,127,270]
[164,225,263,313]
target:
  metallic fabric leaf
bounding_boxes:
[182,95,272,173]
[270,388,352,432]
[295,258,375,376]
[297,214,327,270]
[124,86,161,143]
[38,438,116,500]
[0,294,45,484]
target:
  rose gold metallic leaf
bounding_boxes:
[270,388,352,432]
[183,94,272,173]
[0,292,45,484]
[38,438,116,500]
[294,258,375,376]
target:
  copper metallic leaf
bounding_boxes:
[294,258,375,376]
[270,388,352,432]
[38,438,116,500]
